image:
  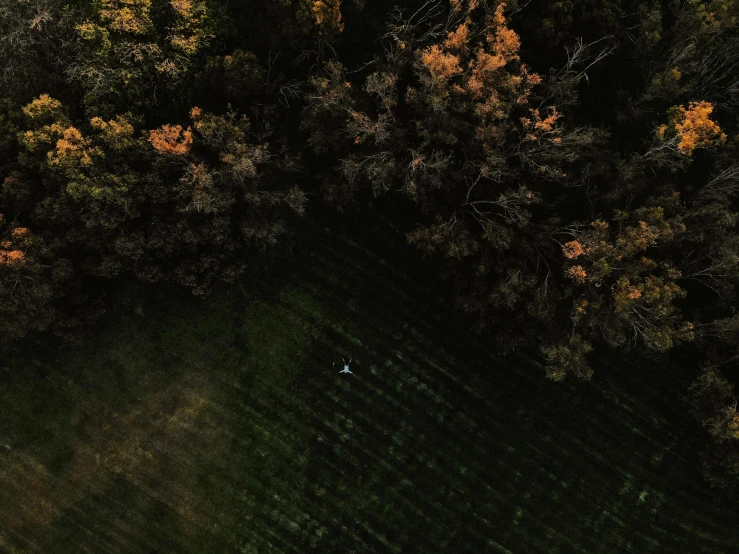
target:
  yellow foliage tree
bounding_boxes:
[47,126,95,169]
[21,94,63,120]
[168,0,213,55]
[71,0,212,112]
[20,96,102,177]
[90,115,136,150]
[99,0,153,34]
[18,95,142,229]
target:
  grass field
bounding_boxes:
[0,210,737,553]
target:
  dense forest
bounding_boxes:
[0,0,738,489]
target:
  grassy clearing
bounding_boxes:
[0,213,737,553]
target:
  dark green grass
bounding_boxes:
[0,214,736,553]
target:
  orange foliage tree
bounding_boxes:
[0,214,57,344]
[646,100,727,168]
[557,201,694,355]
[148,124,193,155]
[142,104,306,294]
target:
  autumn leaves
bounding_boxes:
[71,0,212,113]
[554,98,727,364]
[148,124,193,156]
[5,1,738,389]
[302,0,736,391]
[647,100,727,166]
[416,2,536,115]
